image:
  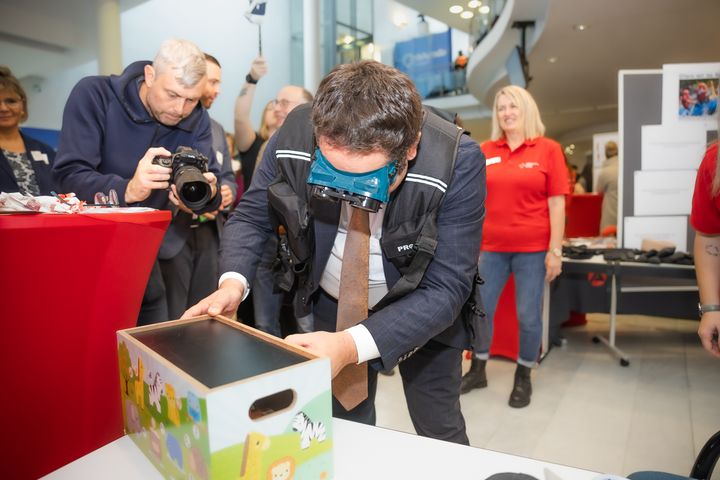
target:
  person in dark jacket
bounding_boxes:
[53,38,221,325]
[0,66,56,195]
[184,61,486,445]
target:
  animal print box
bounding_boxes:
[117,315,333,480]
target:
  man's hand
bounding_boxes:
[698,311,720,358]
[125,147,172,204]
[202,185,233,220]
[220,184,234,210]
[285,331,358,378]
[182,279,245,319]
[169,171,218,214]
[248,57,268,83]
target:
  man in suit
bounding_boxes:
[184,61,486,445]
[53,38,222,325]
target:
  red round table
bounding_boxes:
[0,210,171,479]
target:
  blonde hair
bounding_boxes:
[490,85,545,141]
[153,38,206,88]
[258,100,275,140]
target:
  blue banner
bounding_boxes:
[21,127,60,150]
[393,30,453,98]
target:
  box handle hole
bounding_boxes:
[248,389,296,420]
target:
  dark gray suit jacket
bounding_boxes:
[221,124,486,369]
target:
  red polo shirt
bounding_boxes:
[690,143,720,234]
[480,136,569,252]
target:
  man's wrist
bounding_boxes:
[549,247,562,258]
[219,272,250,301]
[347,324,380,363]
[124,179,142,204]
[245,73,258,85]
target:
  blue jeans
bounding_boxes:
[474,251,546,365]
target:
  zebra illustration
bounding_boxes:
[291,411,326,450]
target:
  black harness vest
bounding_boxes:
[267,104,483,348]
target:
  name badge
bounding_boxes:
[30,151,49,165]
[215,150,224,165]
[486,156,501,166]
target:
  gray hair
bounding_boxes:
[153,38,206,88]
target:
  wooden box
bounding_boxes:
[116,315,333,480]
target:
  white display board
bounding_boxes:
[619,63,717,251]
[640,124,707,171]
[624,216,688,252]
[633,170,696,216]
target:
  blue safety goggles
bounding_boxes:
[307,147,398,212]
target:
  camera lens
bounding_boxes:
[174,165,211,210]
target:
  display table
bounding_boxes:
[42,418,614,480]
[0,210,171,479]
[548,255,697,366]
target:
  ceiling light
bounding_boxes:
[460,10,474,19]
[468,0,480,8]
[547,56,558,63]
[573,24,588,31]
[479,5,490,14]
[449,5,463,14]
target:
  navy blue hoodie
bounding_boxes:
[53,60,219,212]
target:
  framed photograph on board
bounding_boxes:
[662,63,719,130]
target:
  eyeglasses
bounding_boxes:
[0,98,22,108]
[272,98,301,109]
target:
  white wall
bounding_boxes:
[25,60,99,130]
[24,0,294,134]
[121,0,293,133]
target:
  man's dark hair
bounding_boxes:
[312,60,423,162]
[204,53,221,68]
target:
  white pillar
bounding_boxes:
[97,0,123,75]
[303,0,321,93]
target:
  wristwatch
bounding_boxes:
[550,247,562,258]
[698,303,720,317]
[245,73,258,84]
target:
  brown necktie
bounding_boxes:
[332,207,370,410]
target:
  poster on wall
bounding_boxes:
[662,62,720,131]
[393,30,453,98]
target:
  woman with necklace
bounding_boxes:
[0,66,56,196]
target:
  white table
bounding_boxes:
[42,419,621,480]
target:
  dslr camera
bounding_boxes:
[153,146,211,210]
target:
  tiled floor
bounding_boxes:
[375,314,720,478]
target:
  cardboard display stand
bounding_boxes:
[117,315,333,480]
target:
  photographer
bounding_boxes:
[53,38,221,325]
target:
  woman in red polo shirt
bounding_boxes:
[461,85,569,407]
[690,141,720,358]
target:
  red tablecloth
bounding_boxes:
[0,210,171,479]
